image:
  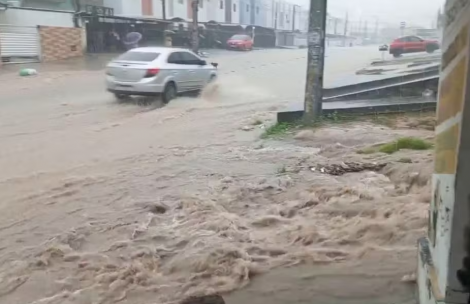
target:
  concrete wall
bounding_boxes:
[239,0,250,24]
[206,0,225,22]
[169,0,188,20]
[253,0,267,27]
[231,0,240,24]
[151,0,164,19]
[265,0,274,28]
[39,26,82,61]
[197,0,209,22]
[0,7,75,27]
[120,0,143,17]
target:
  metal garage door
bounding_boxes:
[0,25,40,63]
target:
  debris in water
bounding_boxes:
[310,162,387,176]
[401,273,417,283]
[19,68,38,76]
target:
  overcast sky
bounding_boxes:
[290,0,445,28]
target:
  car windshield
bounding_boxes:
[115,51,160,62]
[230,35,249,40]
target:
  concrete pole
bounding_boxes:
[417,1,470,304]
[292,5,296,32]
[161,0,166,20]
[302,0,328,122]
[191,0,199,53]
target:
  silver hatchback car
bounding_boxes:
[106,47,218,103]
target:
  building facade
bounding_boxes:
[2,0,311,32]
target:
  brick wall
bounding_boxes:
[39,26,83,62]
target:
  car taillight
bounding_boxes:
[144,68,159,78]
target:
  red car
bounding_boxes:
[227,34,253,51]
[389,35,440,57]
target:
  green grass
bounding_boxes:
[261,122,299,138]
[378,137,433,154]
[358,137,433,155]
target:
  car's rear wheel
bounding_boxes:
[162,82,177,104]
[208,75,217,83]
[392,50,402,58]
[114,93,129,100]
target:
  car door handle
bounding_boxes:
[188,70,195,73]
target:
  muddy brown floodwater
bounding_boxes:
[0,48,431,304]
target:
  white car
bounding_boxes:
[106,47,218,103]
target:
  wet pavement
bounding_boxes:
[0,46,426,304]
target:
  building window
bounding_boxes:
[199,0,203,8]
[233,3,236,12]
[220,0,223,9]
[256,6,259,14]
[246,4,249,12]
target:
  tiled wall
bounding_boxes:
[38,26,83,62]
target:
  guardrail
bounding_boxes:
[323,67,440,101]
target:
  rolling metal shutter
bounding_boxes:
[0,25,40,63]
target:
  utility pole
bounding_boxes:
[343,11,348,46]
[364,20,368,39]
[302,0,328,122]
[72,0,81,27]
[274,1,278,29]
[334,18,338,35]
[374,18,379,43]
[161,0,166,20]
[292,5,296,32]
[191,0,199,53]
[358,19,362,37]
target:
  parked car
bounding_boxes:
[106,47,218,103]
[227,34,253,51]
[389,35,440,57]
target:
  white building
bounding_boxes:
[102,0,239,24]
[102,0,303,31]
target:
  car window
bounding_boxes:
[167,52,184,64]
[180,52,202,65]
[408,36,423,42]
[230,35,248,40]
[116,51,159,62]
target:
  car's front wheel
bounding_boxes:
[426,44,437,53]
[162,82,177,104]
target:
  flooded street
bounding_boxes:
[0,47,430,304]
